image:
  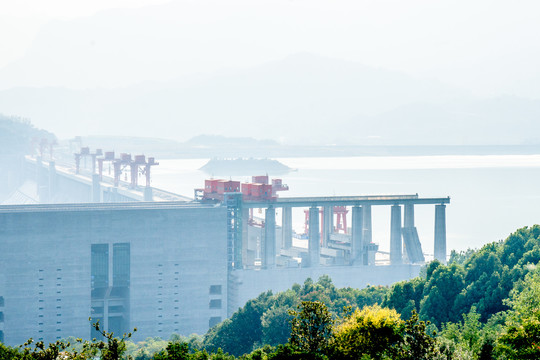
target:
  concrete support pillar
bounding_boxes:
[264,206,276,269]
[351,206,364,264]
[434,204,447,264]
[143,187,153,201]
[92,174,101,203]
[282,207,293,249]
[322,206,333,247]
[36,157,48,203]
[308,206,320,267]
[48,161,57,201]
[390,205,403,264]
[363,205,372,244]
[242,207,249,266]
[111,187,119,203]
[404,203,414,228]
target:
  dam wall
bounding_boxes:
[0,203,227,345]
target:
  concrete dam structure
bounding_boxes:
[0,157,450,346]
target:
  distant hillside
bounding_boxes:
[186,135,278,147]
[0,53,473,144]
[0,114,55,201]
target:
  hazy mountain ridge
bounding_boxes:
[0,2,535,146]
[0,54,538,145]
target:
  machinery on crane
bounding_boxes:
[74,147,158,188]
[195,175,289,202]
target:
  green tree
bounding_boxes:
[331,305,403,359]
[498,267,540,359]
[86,319,136,360]
[419,263,465,326]
[0,342,20,360]
[289,301,334,354]
[203,291,274,356]
[261,305,293,346]
[154,343,191,360]
[395,310,439,360]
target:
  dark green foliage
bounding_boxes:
[383,225,540,328]
[498,319,540,359]
[497,266,540,359]
[383,278,424,319]
[203,276,388,356]
[88,319,136,360]
[154,343,191,360]
[18,339,72,360]
[420,263,465,326]
[203,291,274,356]
[395,310,439,360]
[288,301,333,354]
[448,248,476,265]
[0,342,20,360]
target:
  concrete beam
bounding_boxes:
[434,204,447,264]
[308,206,320,267]
[390,205,402,265]
[243,195,450,208]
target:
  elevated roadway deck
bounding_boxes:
[243,194,450,208]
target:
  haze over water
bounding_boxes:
[151,154,540,257]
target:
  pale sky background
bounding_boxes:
[1,0,540,98]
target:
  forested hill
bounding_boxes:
[0,114,56,200]
[200,225,540,358]
[0,114,54,156]
[386,225,540,326]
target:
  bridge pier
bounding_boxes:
[242,207,249,266]
[264,206,276,269]
[48,161,57,200]
[351,206,364,264]
[92,174,101,203]
[322,206,333,247]
[404,204,414,228]
[363,205,372,244]
[282,207,292,249]
[308,206,320,267]
[434,204,447,263]
[143,187,153,201]
[390,205,403,264]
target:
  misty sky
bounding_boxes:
[1,0,539,98]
